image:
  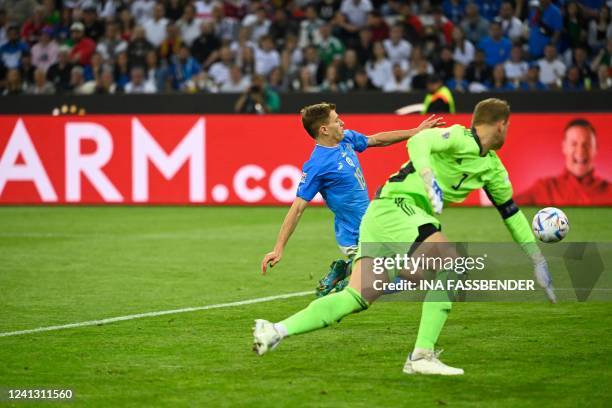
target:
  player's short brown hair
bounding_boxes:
[472,98,510,126]
[300,102,336,139]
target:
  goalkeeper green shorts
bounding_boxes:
[356,197,441,280]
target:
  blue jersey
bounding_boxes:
[296,130,370,247]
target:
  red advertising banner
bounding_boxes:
[0,114,611,205]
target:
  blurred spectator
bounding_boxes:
[353,68,376,90]
[318,0,340,22]
[234,73,280,113]
[220,64,250,92]
[27,67,54,94]
[423,74,455,113]
[145,49,168,92]
[382,63,410,91]
[113,50,131,89]
[528,0,562,59]
[340,0,373,28]
[292,66,320,92]
[570,46,595,84]
[178,4,203,47]
[56,7,73,43]
[520,64,548,90]
[479,21,512,67]
[398,3,424,44]
[2,68,23,94]
[365,41,392,89]
[299,5,324,48]
[320,64,347,92]
[166,0,184,22]
[443,0,467,25]
[302,44,325,83]
[209,45,233,85]
[451,26,475,66]
[269,8,298,49]
[366,10,389,42]
[84,52,104,82]
[337,48,360,88]
[490,63,515,91]
[434,46,455,81]
[0,9,7,48]
[1,0,38,25]
[0,24,28,69]
[19,51,34,87]
[194,0,219,20]
[118,8,135,41]
[591,38,612,72]
[242,6,270,43]
[255,35,280,77]
[31,26,58,73]
[330,10,360,47]
[504,45,529,84]
[192,21,221,67]
[82,6,104,42]
[315,24,344,66]
[354,28,373,65]
[384,24,412,65]
[127,26,153,68]
[238,45,256,77]
[159,23,183,62]
[69,22,95,66]
[466,48,492,86]
[460,2,489,44]
[20,5,45,45]
[562,65,585,90]
[497,1,523,42]
[143,3,168,47]
[98,0,118,20]
[70,65,96,94]
[124,66,156,94]
[430,6,455,46]
[280,34,302,77]
[268,66,289,93]
[170,45,201,90]
[595,64,611,89]
[563,1,587,50]
[46,45,72,92]
[538,43,566,88]
[446,62,469,92]
[131,0,156,26]
[587,6,611,52]
[474,0,500,21]
[210,4,237,43]
[97,22,127,64]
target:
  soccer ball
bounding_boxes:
[532,207,570,243]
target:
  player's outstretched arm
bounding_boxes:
[261,197,309,275]
[367,114,445,147]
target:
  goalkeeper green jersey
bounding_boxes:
[376,124,536,245]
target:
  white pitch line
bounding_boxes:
[0,291,313,338]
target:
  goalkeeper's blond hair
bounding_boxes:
[472,98,510,126]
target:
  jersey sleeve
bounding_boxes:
[484,155,537,245]
[407,127,462,172]
[296,161,322,202]
[342,129,369,153]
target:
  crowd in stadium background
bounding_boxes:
[0,0,610,98]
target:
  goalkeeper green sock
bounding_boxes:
[279,287,368,337]
[414,271,453,350]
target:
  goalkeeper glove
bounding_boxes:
[420,168,444,214]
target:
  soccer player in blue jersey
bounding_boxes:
[261,102,443,295]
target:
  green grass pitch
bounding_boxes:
[0,206,611,407]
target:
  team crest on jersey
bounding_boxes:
[345,156,355,167]
[442,131,450,139]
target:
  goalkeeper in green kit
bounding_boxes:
[252,98,556,375]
